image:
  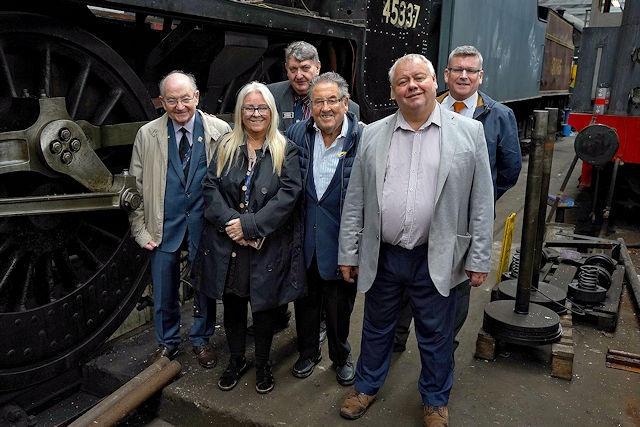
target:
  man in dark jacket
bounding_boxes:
[394,45,522,352]
[266,40,360,334]
[268,41,360,132]
[286,72,363,386]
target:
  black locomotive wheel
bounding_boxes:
[0,13,156,393]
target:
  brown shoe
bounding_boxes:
[339,389,376,420]
[423,406,449,427]
[148,345,179,366]
[193,344,217,369]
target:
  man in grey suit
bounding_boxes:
[337,54,494,426]
[129,71,231,368]
[268,41,360,133]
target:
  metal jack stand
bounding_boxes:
[477,110,565,372]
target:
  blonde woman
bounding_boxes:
[193,81,304,394]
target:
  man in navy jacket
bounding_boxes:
[286,72,363,386]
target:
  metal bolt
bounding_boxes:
[69,138,81,152]
[59,127,71,141]
[61,151,73,165]
[50,140,63,154]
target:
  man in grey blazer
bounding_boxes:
[337,54,494,426]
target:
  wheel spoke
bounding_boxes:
[0,44,17,97]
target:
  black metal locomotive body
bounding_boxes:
[0,0,575,403]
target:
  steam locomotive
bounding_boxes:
[0,0,576,406]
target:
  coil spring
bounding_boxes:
[509,249,520,277]
[577,264,600,290]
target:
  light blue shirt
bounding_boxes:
[312,118,349,199]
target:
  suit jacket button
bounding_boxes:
[231,252,237,258]
[239,202,245,209]
[186,211,190,216]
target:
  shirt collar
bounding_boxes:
[396,103,442,131]
[442,92,478,112]
[313,116,349,140]
[172,114,196,135]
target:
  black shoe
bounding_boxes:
[393,342,406,353]
[255,362,275,394]
[218,356,248,391]
[335,354,355,386]
[292,353,322,378]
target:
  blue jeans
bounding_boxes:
[354,243,455,406]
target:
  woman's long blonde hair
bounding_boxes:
[216,81,287,176]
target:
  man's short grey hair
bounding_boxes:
[309,72,350,99]
[448,45,483,69]
[158,70,198,97]
[388,54,435,84]
[285,41,320,64]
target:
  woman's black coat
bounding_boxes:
[193,139,305,312]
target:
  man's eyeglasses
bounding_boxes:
[164,96,196,106]
[242,105,271,116]
[312,97,344,107]
[447,67,482,76]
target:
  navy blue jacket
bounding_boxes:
[286,111,363,280]
[438,90,521,200]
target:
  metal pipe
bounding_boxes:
[69,357,171,427]
[599,157,621,237]
[618,238,640,316]
[515,110,548,314]
[91,360,182,426]
[532,108,558,286]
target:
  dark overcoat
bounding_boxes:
[193,139,305,312]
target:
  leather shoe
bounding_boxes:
[193,344,217,369]
[148,345,179,366]
[291,353,322,378]
[423,405,449,427]
[339,389,376,420]
[335,354,355,386]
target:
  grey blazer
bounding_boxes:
[337,108,494,296]
[267,80,361,132]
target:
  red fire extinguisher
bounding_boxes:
[593,83,610,115]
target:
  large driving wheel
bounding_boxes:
[0,12,156,393]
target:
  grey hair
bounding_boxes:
[285,41,320,64]
[309,72,350,99]
[388,54,436,84]
[158,70,198,97]
[448,45,483,69]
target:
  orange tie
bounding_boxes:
[453,101,466,113]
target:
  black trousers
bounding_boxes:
[223,293,277,367]
[294,256,356,365]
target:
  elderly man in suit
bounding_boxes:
[129,70,231,368]
[337,54,494,427]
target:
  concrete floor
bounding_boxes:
[78,134,640,427]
